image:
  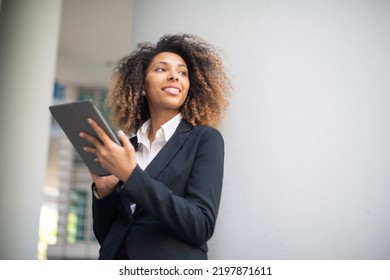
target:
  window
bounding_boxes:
[67,190,87,243]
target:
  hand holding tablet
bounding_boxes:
[49,100,121,176]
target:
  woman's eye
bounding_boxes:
[156,67,166,72]
[178,71,187,76]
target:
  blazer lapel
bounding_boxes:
[118,136,140,218]
[130,136,139,150]
[130,120,193,217]
[145,119,193,179]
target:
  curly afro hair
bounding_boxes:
[105,33,232,134]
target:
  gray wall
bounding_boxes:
[132,0,390,259]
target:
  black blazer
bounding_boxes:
[92,120,225,259]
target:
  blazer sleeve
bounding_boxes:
[120,126,224,246]
[91,183,120,244]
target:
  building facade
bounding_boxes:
[43,85,110,259]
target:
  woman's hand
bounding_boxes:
[89,172,119,198]
[80,118,137,183]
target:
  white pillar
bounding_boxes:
[0,0,62,259]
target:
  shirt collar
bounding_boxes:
[137,113,182,145]
[161,113,183,142]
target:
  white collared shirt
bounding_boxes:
[136,113,183,170]
[93,113,182,210]
[129,113,182,214]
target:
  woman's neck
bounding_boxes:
[148,110,179,143]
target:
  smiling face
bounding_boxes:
[144,52,190,117]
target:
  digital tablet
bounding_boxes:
[49,100,121,176]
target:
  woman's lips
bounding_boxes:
[163,86,181,95]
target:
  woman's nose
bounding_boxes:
[167,72,179,81]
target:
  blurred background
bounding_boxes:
[0,0,389,260]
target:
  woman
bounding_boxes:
[80,34,232,259]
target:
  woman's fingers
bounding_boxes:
[87,118,111,144]
[79,131,101,151]
[117,130,134,151]
[81,123,136,182]
[79,118,113,151]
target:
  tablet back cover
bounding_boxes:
[49,100,119,176]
